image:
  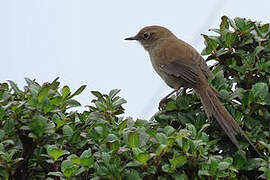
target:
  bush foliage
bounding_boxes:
[0,16,270,179]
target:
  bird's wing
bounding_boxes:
[199,56,214,79]
[159,59,199,86]
[191,52,214,80]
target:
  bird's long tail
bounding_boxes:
[196,84,260,154]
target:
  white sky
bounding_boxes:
[1,0,270,119]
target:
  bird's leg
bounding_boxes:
[158,89,178,110]
[176,87,187,96]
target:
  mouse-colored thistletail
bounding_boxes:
[125,25,260,155]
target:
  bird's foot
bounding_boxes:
[158,98,169,111]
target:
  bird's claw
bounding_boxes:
[158,98,169,111]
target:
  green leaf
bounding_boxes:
[61,86,70,99]
[266,169,270,180]
[7,80,21,94]
[80,149,91,158]
[0,130,4,140]
[47,145,64,161]
[234,17,246,31]
[126,161,142,167]
[156,133,168,144]
[229,58,245,73]
[176,138,183,148]
[198,170,211,176]
[48,171,64,177]
[156,144,167,156]
[259,23,269,34]
[163,126,175,136]
[259,141,270,153]
[162,164,174,173]
[262,60,270,73]
[80,149,94,167]
[29,115,48,137]
[216,171,229,178]
[186,123,196,137]
[106,134,119,143]
[74,167,85,176]
[50,77,60,90]
[251,82,268,99]
[136,119,149,127]
[209,157,219,174]
[69,85,86,99]
[101,152,111,166]
[108,89,121,99]
[166,137,175,146]
[253,46,264,57]
[126,170,141,180]
[113,98,127,106]
[68,154,80,164]
[244,158,264,171]
[198,124,210,135]
[171,173,188,180]
[128,132,139,148]
[95,101,106,111]
[223,157,233,164]
[218,162,230,171]
[136,152,149,164]
[91,91,103,99]
[228,17,237,30]
[50,96,62,105]
[220,16,229,32]
[52,114,66,129]
[225,32,237,47]
[63,125,74,136]
[176,96,190,110]
[61,160,75,178]
[110,140,120,151]
[183,139,190,153]
[94,125,106,136]
[201,47,211,56]
[65,99,81,108]
[96,165,108,176]
[209,28,221,34]
[215,49,228,57]
[118,119,127,132]
[24,78,40,90]
[169,156,187,169]
[0,82,9,90]
[0,169,9,179]
[37,85,50,103]
[165,101,177,111]
[202,35,218,54]
[3,119,14,135]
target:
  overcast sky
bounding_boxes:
[1,0,270,119]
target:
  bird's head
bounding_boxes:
[125,25,175,51]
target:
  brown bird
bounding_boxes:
[125,25,259,152]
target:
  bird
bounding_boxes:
[125,25,259,153]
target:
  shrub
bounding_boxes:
[0,16,269,179]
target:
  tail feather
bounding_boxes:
[197,86,241,147]
[196,85,262,157]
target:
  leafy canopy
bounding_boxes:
[0,16,270,179]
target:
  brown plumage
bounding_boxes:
[125,25,259,152]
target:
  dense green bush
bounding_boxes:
[0,16,270,179]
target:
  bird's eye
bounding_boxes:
[142,32,150,40]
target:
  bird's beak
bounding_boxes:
[124,35,138,40]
